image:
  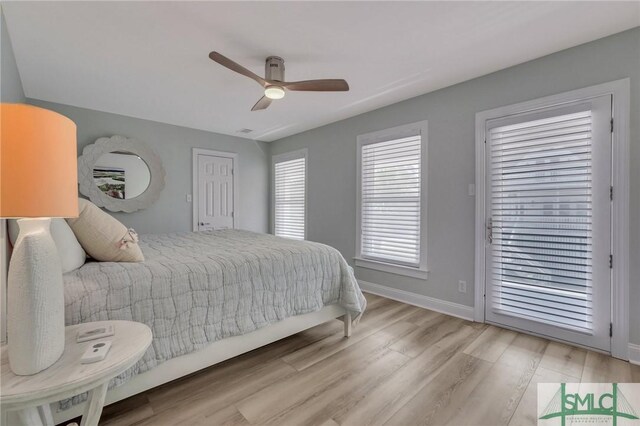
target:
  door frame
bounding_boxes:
[474,79,630,359]
[192,148,239,232]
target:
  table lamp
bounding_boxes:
[1,103,78,375]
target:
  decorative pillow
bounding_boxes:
[8,218,87,273]
[66,198,144,262]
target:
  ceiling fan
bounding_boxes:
[209,52,350,111]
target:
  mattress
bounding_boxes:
[60,229,366,408]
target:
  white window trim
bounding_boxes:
[355,120,429,279]
[192,148,239,232]
[271,148,308,239]
[474,79,630,360]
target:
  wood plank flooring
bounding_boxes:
[97,294,639,426]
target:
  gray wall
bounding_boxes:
[27,100,270,235]
[1,8,24,103]
[270,28,640,344]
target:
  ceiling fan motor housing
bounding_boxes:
[265,56,285,82]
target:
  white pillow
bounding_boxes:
[66,198,144,263]
[8,218,87,273]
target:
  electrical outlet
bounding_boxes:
[468,184,476,196]
[458,280,467,293]
[186,194,192,203]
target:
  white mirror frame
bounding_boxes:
[78,135,165,213]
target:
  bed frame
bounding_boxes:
[51,304,352,424]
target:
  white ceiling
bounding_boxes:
[3,2,639,142]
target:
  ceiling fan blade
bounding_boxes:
[209,51,267,87]
[251,96,272,111]
[282,79,349,92]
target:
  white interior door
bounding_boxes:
[485,95,612,352]
[197,154,234,231]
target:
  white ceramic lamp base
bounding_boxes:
[7,218,65,375]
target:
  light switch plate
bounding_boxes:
[458,280,467,293]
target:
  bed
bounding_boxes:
[51,229,366,423]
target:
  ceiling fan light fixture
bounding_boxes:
[264,86,285,100]
[208,52,349,110]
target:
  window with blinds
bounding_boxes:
[489,110,595,331]
[274,153,306,240]
[360,134,422,267]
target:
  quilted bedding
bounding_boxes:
[60,229,366,409]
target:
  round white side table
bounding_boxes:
[1,320,152,426]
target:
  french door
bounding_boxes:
[485,95,612,352]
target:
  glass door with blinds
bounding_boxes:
[485,95,612,351]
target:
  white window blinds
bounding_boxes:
[274,155,306,240]
[360,135,422,266]
[489,110,595,331]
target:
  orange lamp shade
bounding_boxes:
[1,103,78,218]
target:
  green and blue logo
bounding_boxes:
[538,383,639,426]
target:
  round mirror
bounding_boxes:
[78,135,165,212]
[93,151,151,199]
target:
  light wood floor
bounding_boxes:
[97,294,639,426]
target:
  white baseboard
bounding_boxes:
[629,343,640,365]
[358,280,475,321]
